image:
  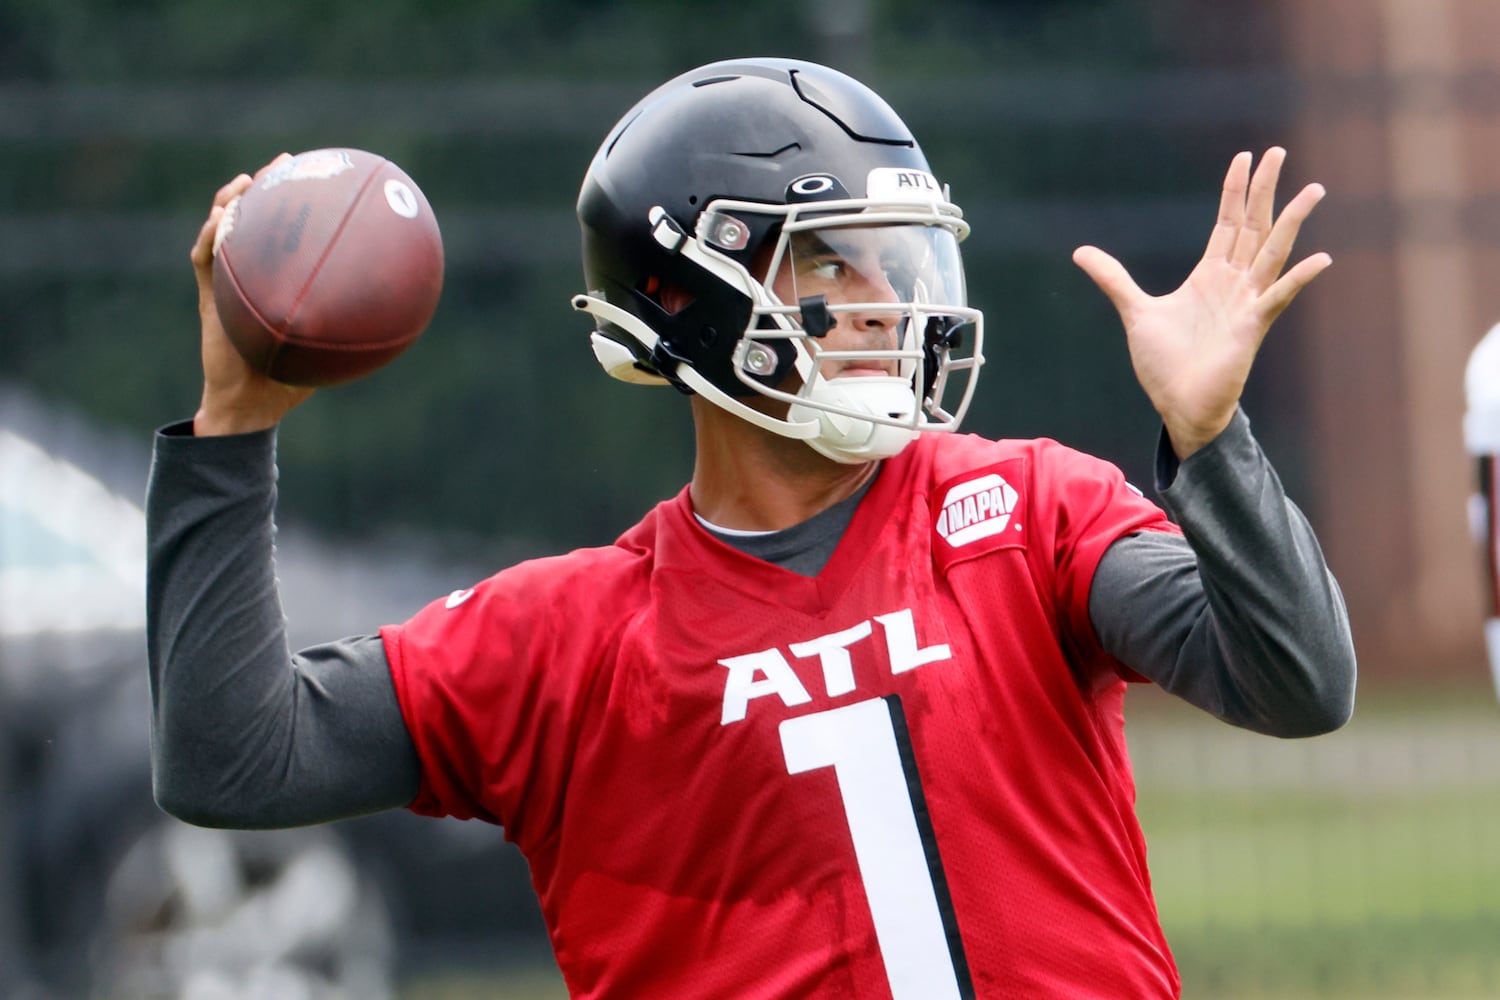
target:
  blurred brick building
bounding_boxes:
[1270,0,1500,679]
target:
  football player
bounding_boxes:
[1465,321,1500,701]
[148,58,1356,998]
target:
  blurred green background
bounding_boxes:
[2,0,1294,556]
[3,0,1497,998]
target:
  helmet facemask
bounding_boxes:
[748,198,982,462]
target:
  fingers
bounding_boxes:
[214,172,251,209]
[1073,245,1145,318]
[190,208,220,271]
[190,174,249,268]
[189,154,293,270]
[1257,251,1332,325]
[1203,151,1253,261]
[254,151,295,182]
[1230,146,1285,269]
[1206,148,1328,290]
[1250,181,1326,291]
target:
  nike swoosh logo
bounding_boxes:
[445,588,476,609]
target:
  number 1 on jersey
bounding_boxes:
[780,696,972,1000]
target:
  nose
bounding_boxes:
[854,266,901,304]
[846,270,902,334]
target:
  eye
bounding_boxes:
[805,258,845,282]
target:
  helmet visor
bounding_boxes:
[761,221,976,403]
[778,222,967,317]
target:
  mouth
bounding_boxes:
[831,362,899,378]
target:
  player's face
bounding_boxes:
[769,226,913,378]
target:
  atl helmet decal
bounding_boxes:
[935,474,1020,548]
[260,150,356,191]
[866,167,944,203]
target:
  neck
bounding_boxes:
[688,396,879,532]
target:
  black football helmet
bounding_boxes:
[573,57,984,462]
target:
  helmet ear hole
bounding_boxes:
[658,282,694,315]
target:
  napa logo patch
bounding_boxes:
[931,461,1026,567]
[936,474,1018,546]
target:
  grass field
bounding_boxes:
[401,684,1500,999]
[1131,683,1500,999]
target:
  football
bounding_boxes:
[211,148,444,386]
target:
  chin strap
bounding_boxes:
[572,293,671,386]
[789,376,920,463]
[572,293,822,441]
[572,292,921,461]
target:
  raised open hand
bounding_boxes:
[1072,148,1330,458]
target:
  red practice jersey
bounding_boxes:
[382,432,1184,999]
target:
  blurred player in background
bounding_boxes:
[1464,320,1500,701]
[147,58,1357,998]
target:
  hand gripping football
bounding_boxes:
[211,148,444,386]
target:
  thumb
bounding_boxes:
[1072,245,1145,319]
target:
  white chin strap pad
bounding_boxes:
[788,376,921,464]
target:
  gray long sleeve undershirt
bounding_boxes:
[146,410,1355,828]
[1091,410,1355,736]
[147,425,421,827]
